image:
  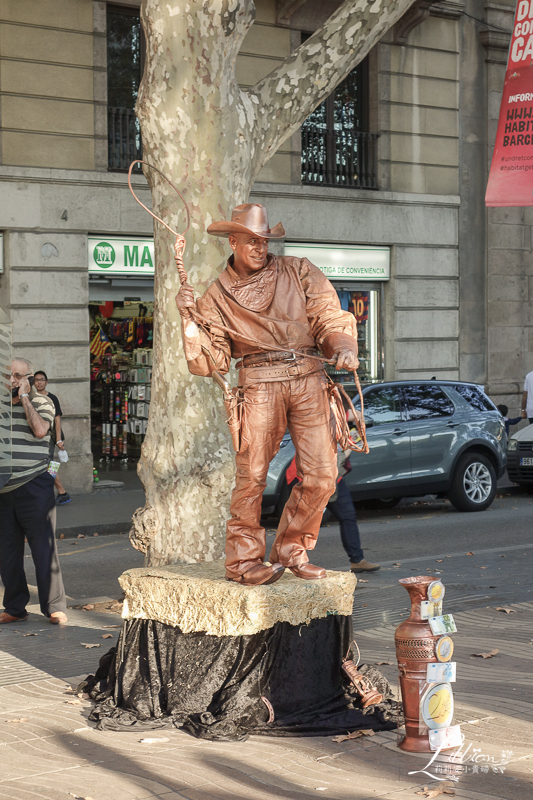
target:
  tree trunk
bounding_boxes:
[131,0,257,564]
[131,0,416,565]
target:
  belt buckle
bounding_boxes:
[287,363,301,377]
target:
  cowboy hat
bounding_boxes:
[207,203,285,239]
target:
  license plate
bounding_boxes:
[520,457,533,466]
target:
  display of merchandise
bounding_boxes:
[89,308,154,462]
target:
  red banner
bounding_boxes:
[486,0,533,206]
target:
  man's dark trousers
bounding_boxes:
[327,478,364,564]
[0,472,66,618]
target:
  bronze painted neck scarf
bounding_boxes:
[218,255,278,312]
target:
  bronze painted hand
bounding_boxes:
[175,283,196,319]
[334,348,359,372]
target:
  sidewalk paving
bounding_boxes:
[56,465,144,537]
[56,489,145,537]
[0,601,531,800]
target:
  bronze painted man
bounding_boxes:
[176,204,359,586]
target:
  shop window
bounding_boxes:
[107,4,145,171]
[301,54,378,189]
[90,301,153,462]
[403,386,455,420]
[325,288,381,384]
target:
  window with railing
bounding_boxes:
[301,58,378,189]
[107,5,144,171]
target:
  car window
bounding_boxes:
[403,385,454,420]
[453,384,495,412]
[362,387,402,425]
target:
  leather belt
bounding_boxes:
[238,357,324,387]
[236,349,317,369]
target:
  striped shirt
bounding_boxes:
[0,388,55,493]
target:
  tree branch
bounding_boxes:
[247,0,417,169]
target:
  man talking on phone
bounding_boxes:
[0,357,68,624]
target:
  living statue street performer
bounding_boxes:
[176,204,359,587]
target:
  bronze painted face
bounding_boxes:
[229,232,269,278]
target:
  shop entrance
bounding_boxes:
[89,298,153,479]
[88,235,155,479]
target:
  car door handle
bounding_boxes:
[393,428,408,435]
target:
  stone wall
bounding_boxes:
[0,0,106,171]
[237,0,295,184]
[387,15,459,196]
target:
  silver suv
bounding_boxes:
[263,380,506,515]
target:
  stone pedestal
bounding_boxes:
[119,562,357,635]
[87,564,398,740]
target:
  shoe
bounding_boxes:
[226,563,285,586]
[50,612,68,625]
[56,493,71,506]
[288,563,326,580]
[0,612,28,624]
[351,559,381,573]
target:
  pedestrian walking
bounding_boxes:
[34,370,71,505]
[521,370,533,424]
[0,357,68,625]
[285,450,380,574]
[328,470,381,575]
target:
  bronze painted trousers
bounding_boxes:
[225,370,337,578]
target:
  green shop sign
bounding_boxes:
[88,236,155,275]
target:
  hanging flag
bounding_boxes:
[486,0,533,206]
[90,326,112,358]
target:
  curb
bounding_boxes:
[57,521,131,538]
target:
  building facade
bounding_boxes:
[0,0,526,493]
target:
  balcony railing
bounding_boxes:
[108,107,142,171]
[301,129,379,189]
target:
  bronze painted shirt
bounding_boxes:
[181,254,357,376]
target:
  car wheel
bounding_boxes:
[366,497,401,510]
[448,453,496,512]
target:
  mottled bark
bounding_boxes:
[132,0,415,565]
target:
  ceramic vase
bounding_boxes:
[395,575,437,752]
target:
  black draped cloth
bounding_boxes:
[84,615,399,741]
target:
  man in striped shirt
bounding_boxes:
[0,357,68,624]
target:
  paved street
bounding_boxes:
[1,490,532,799]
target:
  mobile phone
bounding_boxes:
[11,375,35,398]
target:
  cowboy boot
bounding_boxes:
[269,541,326,580]
[226,562,285,586]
